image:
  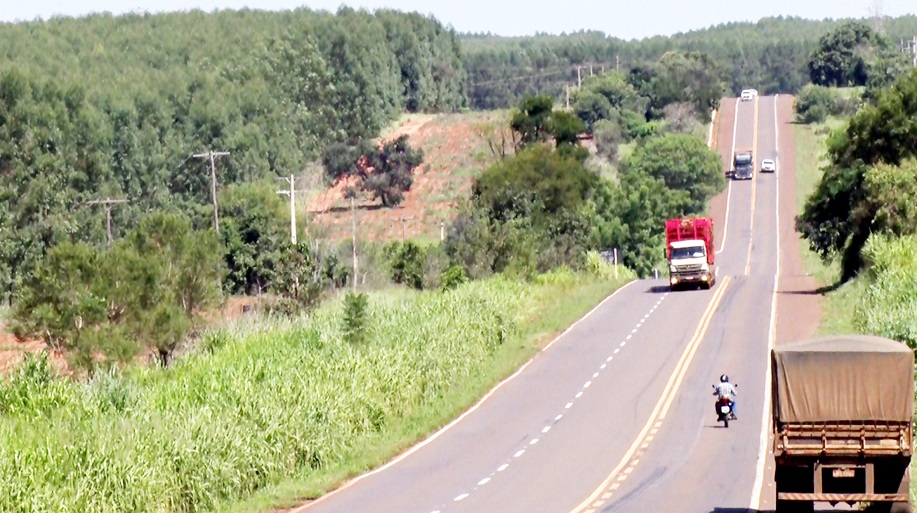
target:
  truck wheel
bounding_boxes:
[868,503,912,513]
[775,500,813,512]
[776,465,814,513]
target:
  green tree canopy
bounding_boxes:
[807,21,889,87]
[797,68,917,279]
[623,133,725,212]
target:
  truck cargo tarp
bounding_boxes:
[772,336,914,423]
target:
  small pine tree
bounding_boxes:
[342,292,369,346]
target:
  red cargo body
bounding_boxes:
[665,217,715,265]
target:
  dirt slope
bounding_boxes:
[307,111,507,243]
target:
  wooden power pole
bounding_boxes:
[351,196,358,292]
[399,216,414,241]
[192,150,230,233]
[85,198,129,248]
[276,175,298,244]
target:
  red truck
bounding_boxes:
[665,217,716,291]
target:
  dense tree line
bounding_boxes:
[461,15,917,109]
[0,8,466,302]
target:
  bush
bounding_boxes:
[12,212,226,370]
[385,241,426,290]
[794,84,857,124]
[439,265,468,291]
[593,119,623,163]
[342,292,370,345]
[584,250,616,279]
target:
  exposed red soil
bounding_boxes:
[306,113,503,243]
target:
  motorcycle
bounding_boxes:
[712,384,737,428]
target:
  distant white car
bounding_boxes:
[740,89,758,102]
[761,159,776,173]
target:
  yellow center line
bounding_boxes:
[567,276,733,513]
[745,96,760,276]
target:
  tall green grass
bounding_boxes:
[0,268,634,513]
[856,235,917,348]
[793,119,857,334]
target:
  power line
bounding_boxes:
[470,62,615,88]
[471,69,570,87]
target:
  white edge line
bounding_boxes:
[716,97,739,255]
[542,279,639,352]
[291,279,640,512]
[707,108,716,147]
[750,93,779,510]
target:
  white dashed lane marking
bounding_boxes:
[436,292,670,511]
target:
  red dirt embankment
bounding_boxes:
[307,112,504,242]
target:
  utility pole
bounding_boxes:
[590,64,594,76]
[576,65,582,88]
[276,175,298,244]
[912,36,917,68]
[565,84,570,109]
[85,198,129,248]
[399,216,414,241]
[351,196,358,292]
[616,54,620,71]
[440,222,445,242]
[192,150,230,233]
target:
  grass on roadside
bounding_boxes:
[0,266,636,513]
[792,118,860,335]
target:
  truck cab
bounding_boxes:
[668,239,714,289]
[665,217,716,291]
[733,151,754,180]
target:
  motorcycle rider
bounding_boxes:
[713,374,737,420]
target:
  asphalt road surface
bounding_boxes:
[292,95,802,513]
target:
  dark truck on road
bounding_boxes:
[733,151,754,180]
[772,336,914,512]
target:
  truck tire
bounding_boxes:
[872,461,913,512]
[775,464,814,513]
[775,499,814,513]
[868,502,913,513]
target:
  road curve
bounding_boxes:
[292,95,795,513]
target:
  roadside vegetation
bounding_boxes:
[790,28,917,501]
[0,266,634,513]
[795,66,917,349]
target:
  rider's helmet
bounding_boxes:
[720,374,729,383]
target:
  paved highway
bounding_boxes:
[293,95,791,513]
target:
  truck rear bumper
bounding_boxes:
[777,492,908,502]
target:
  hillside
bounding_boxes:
[461,15,917,108]
[307,111,509,242]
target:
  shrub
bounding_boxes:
[342,292,370,345]
[439,265,468,291]
[385,241,426,290]
[794,84,857,124]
